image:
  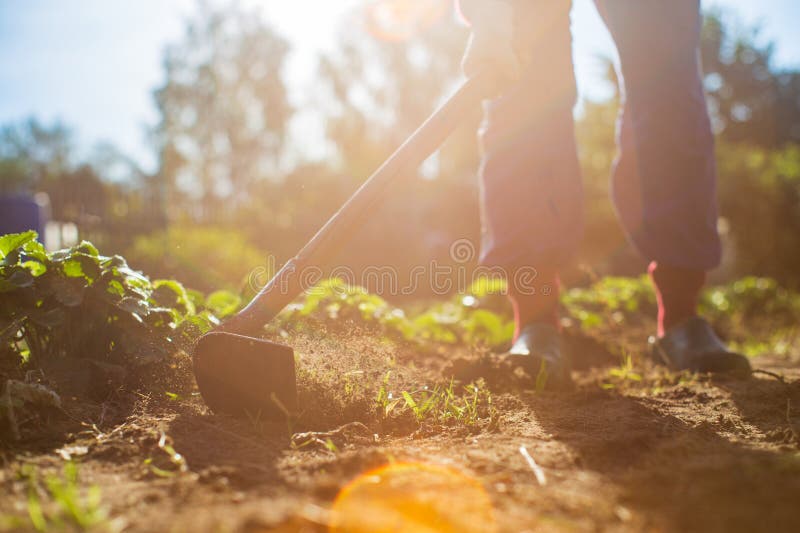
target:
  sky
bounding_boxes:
[1,0,799,173]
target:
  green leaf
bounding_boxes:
[20,260,46,277]
[61,253,101,282]
[0,267,34,291]
[144,307,179,329]
[535,359,549,393]
[151,279,193,315]
[176,313,216,338]
[21,239,48,262]
[107,279,125,298]
[0,231,37,260]
[204,290,241,318]
[116,297,150,316]
[75,241,99,257]
[186,289,205,310]
[402,391,418,411]
[62,259,85,278]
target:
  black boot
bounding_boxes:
[505,323,571,389]
[649,316,751,376]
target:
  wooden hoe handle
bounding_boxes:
[225,74,494,334]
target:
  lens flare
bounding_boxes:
[330,462,496,533]
[363,0,450,41]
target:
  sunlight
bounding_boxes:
[363,0,450,41]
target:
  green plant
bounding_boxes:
[0,231,227,368]
[283,277,515,349]
[562,275,656,329]
[376,371,401,417]
[535,359,549,393]
[395,379,493,427]
[143,432,188,478]
[17,462,118,532]
[602,353,643,389]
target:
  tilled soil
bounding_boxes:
[1,325,799,532]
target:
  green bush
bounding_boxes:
[125,225,268,294]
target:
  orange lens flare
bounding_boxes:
[330,462,496,533]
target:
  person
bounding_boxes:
[459,0,751,385]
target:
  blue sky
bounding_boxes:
[1,0,799,173]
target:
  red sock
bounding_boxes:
[508,271,560,341]
[648,261,705,338]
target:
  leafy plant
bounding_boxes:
[283,277,515,348]
[0,231,229,368]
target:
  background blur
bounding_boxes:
[1,0,799,297]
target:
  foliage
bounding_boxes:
[701,9,800,147]
[0,232,240,368]
[318,11,471,177]
[282,273,800,362]
[561,276,656,329]
[282,277,514,348]
[125,225,267,294]
[716,142,800,286]
[0,118,73,193]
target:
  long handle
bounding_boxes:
[225,74,493,334]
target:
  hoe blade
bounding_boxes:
[192,332,297,418]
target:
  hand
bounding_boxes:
[460,0,520,91]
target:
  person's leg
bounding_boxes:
[597,0,749,374]
[479,1,582,337]
[596,0,719,331]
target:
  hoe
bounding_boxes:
[193,75,492,417]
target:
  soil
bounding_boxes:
[1,321,799,533]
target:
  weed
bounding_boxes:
[535,359,549,393]
[602,353,642,390]
[375,371,401,417]
[395,379,493,427]
[323,438,339,454]
[16,462,119,531]
[144,432,187,478]
[611,354,642,381]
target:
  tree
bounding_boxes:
[317,4,473,179]
[0,118,73,193]
[701,9,800,147]
[153,2,292,221]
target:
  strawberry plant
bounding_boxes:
[0,231,235,368]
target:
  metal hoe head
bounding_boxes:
[192,332,297,418]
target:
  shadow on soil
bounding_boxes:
[528,376,800,533]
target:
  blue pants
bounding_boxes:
[479,0,721,272]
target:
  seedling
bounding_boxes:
[17,462,117,531]
[602,353,643,390]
